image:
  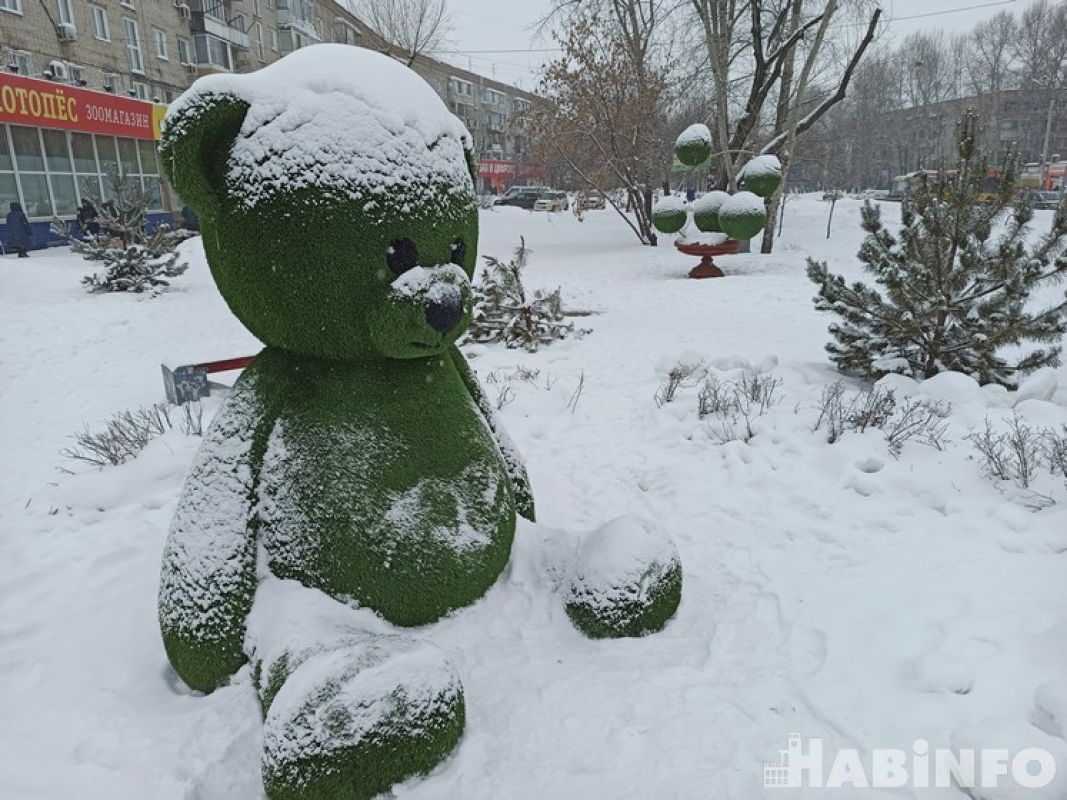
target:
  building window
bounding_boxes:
[0,0,22,14]
[90,5,109,40]
[193,34,233,71]
[255,23,265,62]
[251,0,259,15]
[153,29,168,60]
[120,0,134,7]
[10,51,33,76]
[131,81,150,100]
[449,77,473,96]
[67,63,86,86]
[177,36,192,65]
[55,0,74,25]
[102,72,121,93]
[124,18,144,73]
[270,28,278,51]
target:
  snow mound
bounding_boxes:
[918,371,979,405]
[911,653,973,694]
[875,373,919,398]
[565,516,682,639]
[1033,682,1067,739]
[950,719,1067,800]
[164,44,475,213]
[1014,368,1058,406]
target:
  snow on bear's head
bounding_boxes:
[159,44,479,362]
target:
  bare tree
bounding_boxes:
[968,12,1015,156]
[352,0,453,66]
[532,6,675,245]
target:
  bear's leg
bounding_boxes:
[247,580,465,800]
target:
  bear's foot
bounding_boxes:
[247,581,465,800]
[564,516,682,639]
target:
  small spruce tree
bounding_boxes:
[807,112,1067,387]
[52,169,188,294]
[467,237,583,351]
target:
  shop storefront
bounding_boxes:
[477,158,541,194]
[0,73,170,250]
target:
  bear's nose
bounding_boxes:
[425,287,463,333]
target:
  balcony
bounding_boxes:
[276,0,319,40]
[189,1,249,49]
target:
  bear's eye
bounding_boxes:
[450,237,467,266]
[386,238,419,276]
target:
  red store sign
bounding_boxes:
[478,159,540,180]
[0,73,166,141]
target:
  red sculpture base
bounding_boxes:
[675,238,741,279]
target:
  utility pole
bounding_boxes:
[1040,92,1055,166]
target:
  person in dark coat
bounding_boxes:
[5,202,31,257]
[180,205,200,232]
[77,198,100,236]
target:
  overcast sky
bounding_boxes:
[440,0,1046,89]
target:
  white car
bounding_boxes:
[533,191,569,212]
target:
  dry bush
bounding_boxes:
[62,401,203,467]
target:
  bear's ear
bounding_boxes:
[159,92,249,215]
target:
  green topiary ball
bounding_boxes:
[675,123,712,167]
[719,191,767,241]
[565,517,682,639]
[692,191,730,233]
[739,154,783,198]
[651,196,688,234]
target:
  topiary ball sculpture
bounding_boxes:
[565,517,682,639]
[158,44,681,800]
[692,190,731,233]
[675,123,713,167]
[652,195,689,234]
[718,191,767,241]
[739,154,783,198]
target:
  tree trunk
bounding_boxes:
[761,0,802,254]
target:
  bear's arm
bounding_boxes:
[158,365,270,692]
[449,345,536,522]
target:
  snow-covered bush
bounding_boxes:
[54,170,188,294]
[807,111,1067,387]
[467,237,586,351]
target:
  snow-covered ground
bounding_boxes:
[2,195,1066,800]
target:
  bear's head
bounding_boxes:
[160,45,478,361]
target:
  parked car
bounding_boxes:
[579,190,607,210]
[494,186,548,209]
[1025,190,1062,210]
[534,191,569,212]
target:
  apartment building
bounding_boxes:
[1,0,538,246]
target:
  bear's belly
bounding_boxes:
[257,388,515,627]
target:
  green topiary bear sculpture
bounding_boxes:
[157,44,680,800]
